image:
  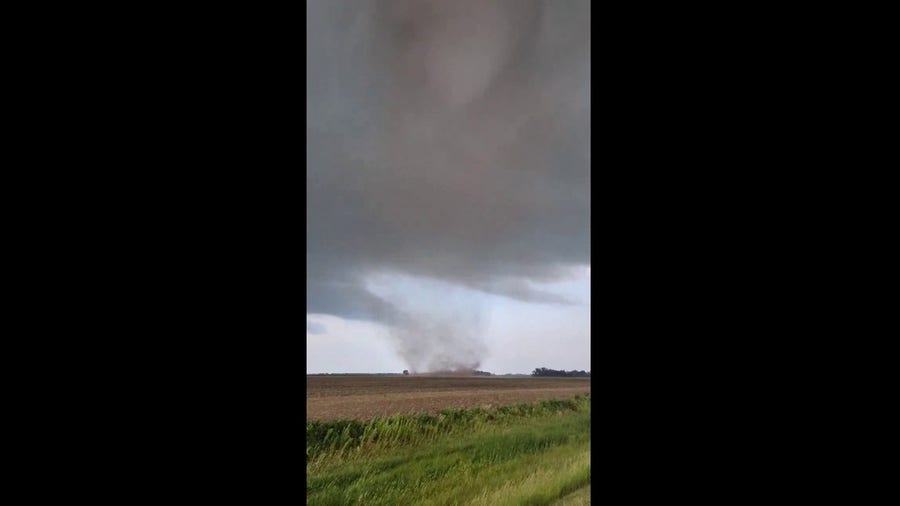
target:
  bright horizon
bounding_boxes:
[307,268,590,375]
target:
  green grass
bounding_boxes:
[551,485,591,505]
[307,395,591,505]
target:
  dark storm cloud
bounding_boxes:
[307,0,590,366]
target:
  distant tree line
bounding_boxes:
[531,367,590,378]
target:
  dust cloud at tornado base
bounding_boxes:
[307,0,590,372]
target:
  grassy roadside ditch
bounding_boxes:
[307,394,591,505]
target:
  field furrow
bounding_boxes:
[306,376,591,421]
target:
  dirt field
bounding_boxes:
[306,375,591,421]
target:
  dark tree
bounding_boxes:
[532,367,590,378]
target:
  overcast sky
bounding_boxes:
[307,0,590,374]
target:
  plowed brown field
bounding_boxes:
[306,375,591,421]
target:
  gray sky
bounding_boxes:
[307,0,590,374]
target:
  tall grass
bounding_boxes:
[307,394,591,505]
[307,395,589,461]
